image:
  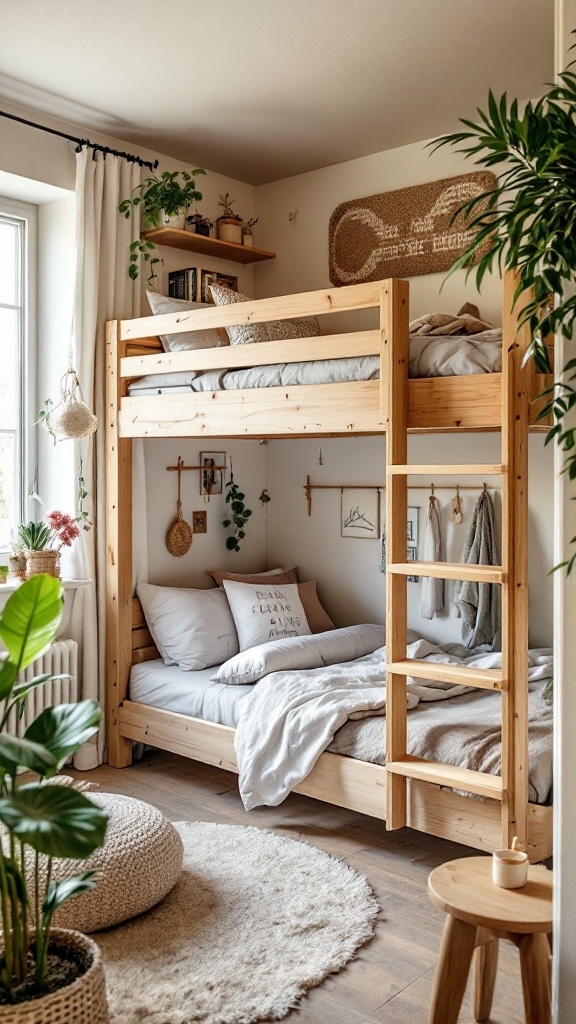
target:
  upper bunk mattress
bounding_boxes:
[128,329,503,395]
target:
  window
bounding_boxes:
[0,199,36,553]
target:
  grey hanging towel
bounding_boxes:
[421,495,445,619]
[454,489,501,649]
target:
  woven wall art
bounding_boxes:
[328,171,496,284]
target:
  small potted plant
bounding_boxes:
[119,168,206,279]
[7,541,26,582]
[185,212,213,237]
[0,574,108,1022]
[216,193,243,244]
[19,508,87,581]
[242,217,258,248]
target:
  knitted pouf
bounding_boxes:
[49,794,184,933]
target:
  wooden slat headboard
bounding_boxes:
[132,597,160,664]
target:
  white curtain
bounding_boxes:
[70,149,143,767]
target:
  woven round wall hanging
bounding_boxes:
[166,457,192,556]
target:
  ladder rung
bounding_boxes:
[386,756,504,799]
[388,464,506,476]
[388,561,505,583]
[387,659,507,691]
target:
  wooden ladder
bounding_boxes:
[383,274,530,851]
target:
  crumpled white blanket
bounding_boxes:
[234,638,553,810]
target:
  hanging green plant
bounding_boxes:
[222,467,252,551]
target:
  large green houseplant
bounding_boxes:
[432,62,576,566]
[0,575,107,1012]
[119,168,206,280]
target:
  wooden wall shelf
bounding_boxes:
[141,227,276,265]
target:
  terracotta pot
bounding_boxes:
[0,929,109,1024]
[217,218,243,244]
[25,550,60,580]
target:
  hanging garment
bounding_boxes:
[454,489,501,649]
[421,496,445,619]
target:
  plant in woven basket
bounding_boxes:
[222,471,252,552]
[430,49,576,569]
[0,575,107,1004]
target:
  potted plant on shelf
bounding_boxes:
[215,193,243,244]
[185,212,213,237]
[242,217,258,248]
[119,168,206,279]
[19,511,84,581]
[0,574,108,1022]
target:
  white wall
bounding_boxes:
[144,439,268,589]
[254,138,504,326]
[266,434,553,648]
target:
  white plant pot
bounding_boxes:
[157,209,186,230]
[0,929,109,1024]
[217,219,243,244]
[243,234,254,247]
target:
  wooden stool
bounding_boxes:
[427,857,552,1024]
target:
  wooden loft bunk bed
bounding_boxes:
[105,274,553,862]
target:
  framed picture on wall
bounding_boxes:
[200,451,226,496]
[406,545,419,583]
[407,507,419,547]
[341,488,380,539]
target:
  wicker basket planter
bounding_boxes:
[25,550,60,580]
[8,554,26,581]
[0,929,109,1024]
[217,217,243,244]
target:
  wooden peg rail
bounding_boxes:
[304,475,498,517]
[167,462,227,472]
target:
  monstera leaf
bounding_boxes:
[25,700,102,770]
[0,576,63,697]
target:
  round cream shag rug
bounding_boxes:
[98,821,378,1024]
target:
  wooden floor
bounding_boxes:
[72,751,528,1024]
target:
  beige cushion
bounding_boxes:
[297,580,335,633]
[210,284,321,346]
[49,794,183,933]
[209,567,298,588]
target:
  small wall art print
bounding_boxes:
[328,172,497,284]
[200,452,226,496]
[341,488,380,539]
[407,507,419,547]
[192,510,207,534]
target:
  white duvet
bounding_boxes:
[234,635,553,810]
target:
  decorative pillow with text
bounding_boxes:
[222,580,311,651]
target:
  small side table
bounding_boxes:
[427,857,552,1024]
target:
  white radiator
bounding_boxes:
[6,639,79,736]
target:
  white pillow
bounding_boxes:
[213,624,385,685]
[137,583,238,670]
[222,580,311,652]
[146,291,227,352]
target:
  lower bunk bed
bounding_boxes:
[120,598,553,863]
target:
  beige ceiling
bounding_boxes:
[0,0,554,185]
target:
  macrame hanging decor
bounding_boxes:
[40,369,97,445]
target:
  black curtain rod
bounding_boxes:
[0,108,159,171]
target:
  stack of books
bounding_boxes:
[168,268,238,304]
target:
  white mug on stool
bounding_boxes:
[492,849,529,888]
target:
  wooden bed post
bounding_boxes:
[383,278,410,828]
[501,271,530,849]
[105,319,133,768]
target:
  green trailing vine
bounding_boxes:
[222,466,252,551]
[431,47,576,570]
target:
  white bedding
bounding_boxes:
[234,637,553,810]
[129,635,553,807]
[128,330,503,395]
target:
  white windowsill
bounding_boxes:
[0,579,93,594]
